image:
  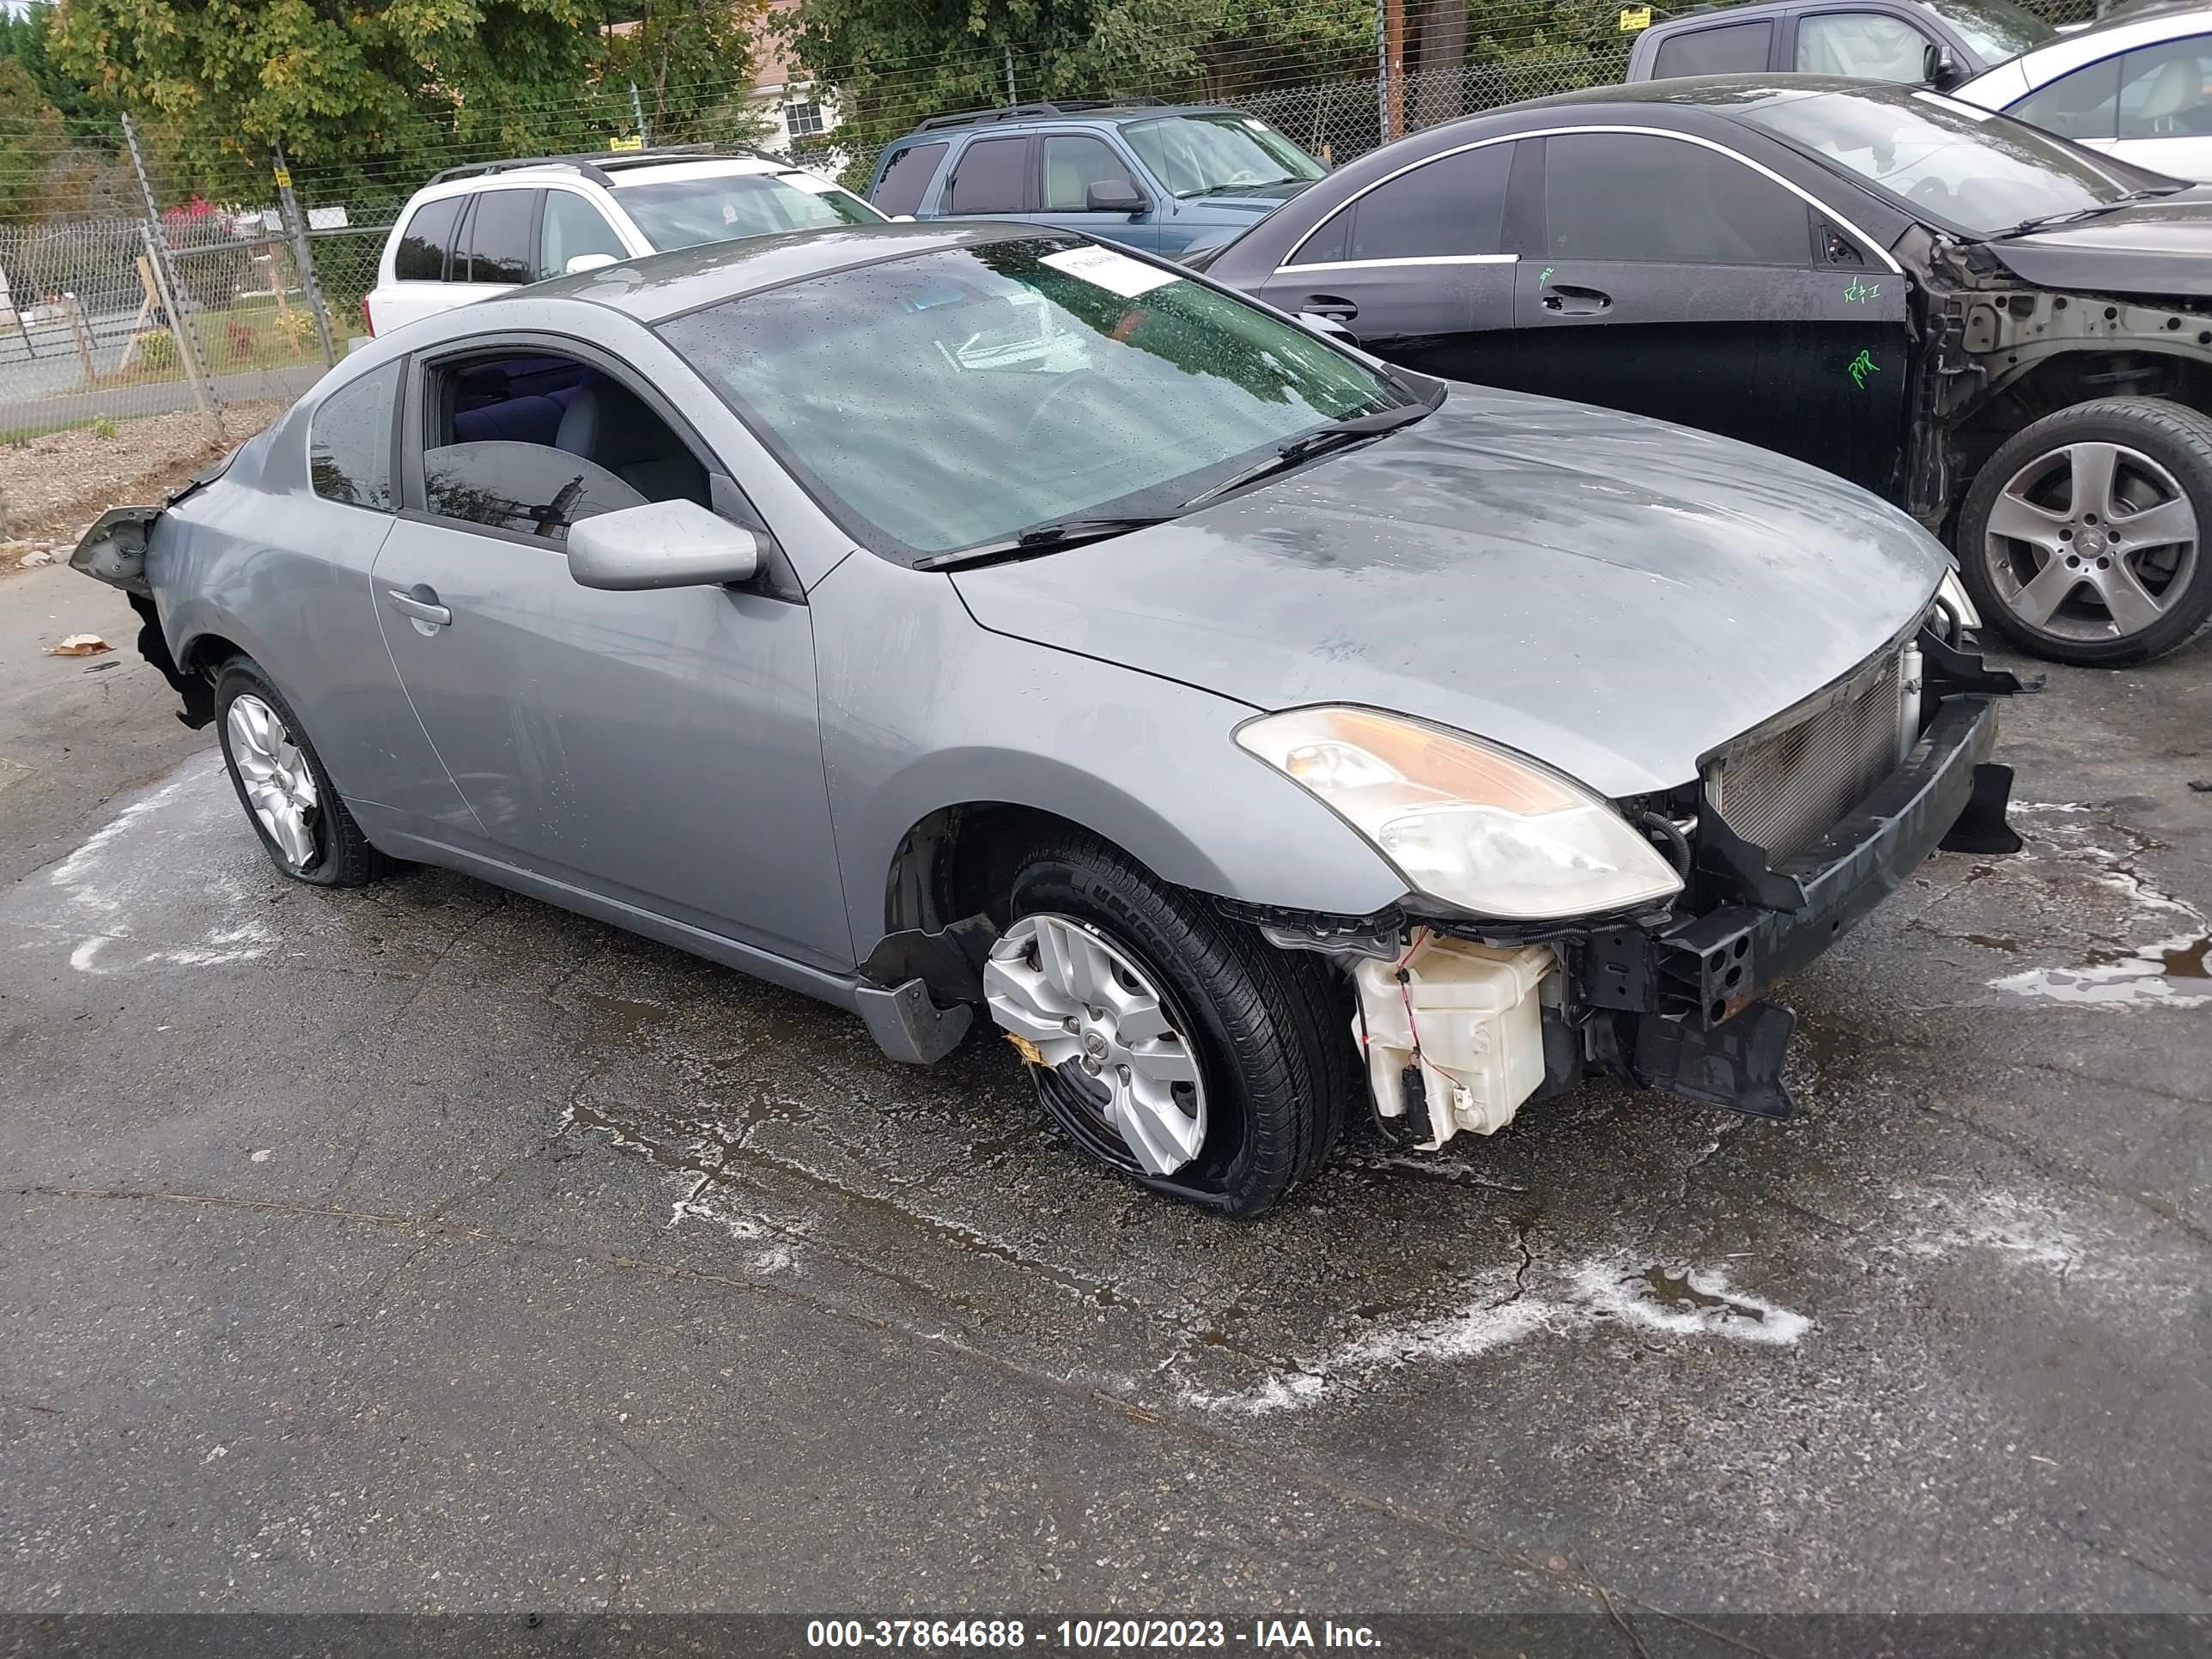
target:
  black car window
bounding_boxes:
[2011,56,2123,139]
[463,189,538,285]
[2118,35,2212,138]
[874,142,949,215]
[422,352,712,542]
[1795,12,1936,79]
[308,362,398,511]
[1652,20,1773,76]
[538,191,628,279]
[1543,133,1810,265]
[1041,135,1137,210]
[1344,143,1515,261]
[947,137,1032,213]
[393,197,464,283]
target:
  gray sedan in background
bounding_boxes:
[75,223,2019,1217]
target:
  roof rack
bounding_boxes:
[426,143,791,188]
[913,96,1169,132]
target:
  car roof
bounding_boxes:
[1992,2,2212,75]
[523,221,1061,325]
[892,101,1241,140]
[1505,71,1930,111]
[1643,0,1933,23]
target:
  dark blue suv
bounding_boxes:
[865,100,1326,259]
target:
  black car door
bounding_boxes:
[1255,140,1523,381]
[1498,131,1911,498]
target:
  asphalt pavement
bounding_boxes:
[0,560,2207,1626]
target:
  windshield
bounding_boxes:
[616,172,885,252]
[659,238,1401,560]
[1121,113,1325,198]
[1919,0,2054,62]
[1733,86,2144,234]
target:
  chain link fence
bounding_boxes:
[0,0,2120,461]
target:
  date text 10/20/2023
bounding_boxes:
[805,1620,1383,1649]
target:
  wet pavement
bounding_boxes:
[1,564,2208,1620]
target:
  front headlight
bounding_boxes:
[1935,566,1980,634]
[1235,707,1685,921]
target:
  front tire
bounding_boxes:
[1957,397,2212,666]
[981,833,1353,1218]
[213,657,392,888]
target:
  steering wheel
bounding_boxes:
[1907,175,1954,214]
[1020,368,1111,447]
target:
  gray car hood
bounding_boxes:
[952,390,1948,799]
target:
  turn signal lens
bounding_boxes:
[1237,707,1684,921]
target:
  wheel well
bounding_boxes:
[1950,352,2212,526]
[178,631,247,680]
[884,802,1145,936]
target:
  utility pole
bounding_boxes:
[120,111,211,419]
[271,146,337,367]
[1004,46,1018,107]
[630,82,649,147]
[1384,0,1406,140]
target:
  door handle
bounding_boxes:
[1302,294,1358,321]
[1540,284,1613,315]
[386,584,452,635]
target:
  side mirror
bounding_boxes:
[1086,179,1149,216]
[568,499,763,591]
[1922,42,1960,86]
[1296,310,1360,349]
[564,252,620,275]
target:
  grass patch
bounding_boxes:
[96,302,325,389]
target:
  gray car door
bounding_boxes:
[1497,131,1911,497]
[368,342,851,972]
[1256,139,1522,381]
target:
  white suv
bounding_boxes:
[364,148,885,337]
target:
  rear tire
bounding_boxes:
[985,833,1354,1219]
[1957,397,2212,666]
[213,656,393,889]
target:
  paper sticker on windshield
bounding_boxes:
[1041,246,1181,299]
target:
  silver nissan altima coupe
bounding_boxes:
[75,222,2021,1217]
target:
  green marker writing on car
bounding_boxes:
[1847,349,1879,389]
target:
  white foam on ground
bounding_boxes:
[46,763,277,975]
[1988,805,2209,1008]
[1182,1256,1809,1416]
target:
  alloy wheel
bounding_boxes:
[226,693,321,871]
[982,914,1207,1177]
[1982,441,2198,645]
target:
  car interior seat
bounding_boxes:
[553,382,711,508]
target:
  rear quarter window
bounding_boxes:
[393,198,463,282]
[308,363,399,510]
[874,142,950,215]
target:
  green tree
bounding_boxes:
[0,58,68,221]
[601,0,772,144]
[0,3,108,139]
[51,0,608,203]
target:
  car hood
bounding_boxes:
[951,389,1948,799]
[1179,180,1313,216]
[1983,189,2212,296]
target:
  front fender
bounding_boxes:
[812,552,1409,963]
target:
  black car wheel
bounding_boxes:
[979,832,1353,1218]
[1959,397,2212,666]
[213,656,393,888]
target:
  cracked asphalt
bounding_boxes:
[1,560,2207,1622]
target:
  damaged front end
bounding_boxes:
[1248,615,2021,1146]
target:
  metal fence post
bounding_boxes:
[630,82,650,147]
[272,147,337,366]
[121,111,214,422]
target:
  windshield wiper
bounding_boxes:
[1990,190,2171,240]
[917,515,1181,572]
[1180,404,1431,510]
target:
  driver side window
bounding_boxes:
[419,352,714,543]
[2011,57,2122,141]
